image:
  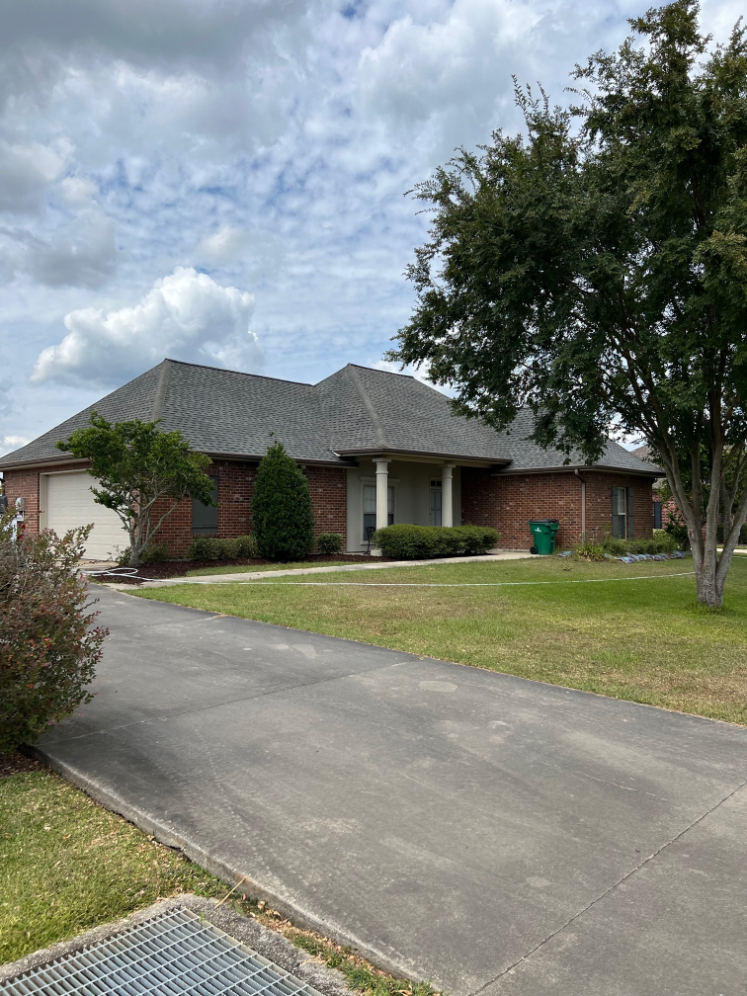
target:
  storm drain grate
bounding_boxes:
[2,909,325,996]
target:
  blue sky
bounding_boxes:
[0,0,741,454]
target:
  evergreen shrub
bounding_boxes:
[234,534,259,558]
[317,532,343,555]
[372,524,498,559]
[252,443,314,561]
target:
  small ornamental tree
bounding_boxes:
[391,1,747,607]
[58,413,216,566]
[0,511,108,754]
[252,442,314,561]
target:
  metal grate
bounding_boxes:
[2,909,325,996]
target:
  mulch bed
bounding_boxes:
[0,752,44,779]
[88,553,392,585]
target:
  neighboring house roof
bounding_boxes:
[0,359,661,476]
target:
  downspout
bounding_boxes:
[574,469,586,538]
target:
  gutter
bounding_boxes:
[574,468,587,536]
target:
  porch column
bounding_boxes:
[374,458,390,532]
[442,463,455,527]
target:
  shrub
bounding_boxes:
[372,523,499,560]
[716,523,747,545]
[0,512,108,754]
[141,543,170,564]
[601,533,679,556]
[187,536,221,560]
[216,538,238,560]
[252,442,314,561]
[317,532,343,555]
[573,535,606,561]
[234,534,259,558]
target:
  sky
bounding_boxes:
[0,0,742,455]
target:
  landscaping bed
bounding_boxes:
[90,553,391,584]
[135,555,747,724]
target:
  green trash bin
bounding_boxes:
[529,519,560,555]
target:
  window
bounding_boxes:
[653,500,662,529]
[612,486,635,539]
[192,476,218,535]
[363,484,394,538]
[430,479,442,527]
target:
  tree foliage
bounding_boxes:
[391,0,747,606]
[252,442,314,561]
[0,511,107,754]
[58,413,215,566]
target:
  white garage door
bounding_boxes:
[45,472,128,561]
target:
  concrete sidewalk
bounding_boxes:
[109,550,533,589]
[34,587,747,995]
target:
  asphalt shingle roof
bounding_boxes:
[0,359,659,476]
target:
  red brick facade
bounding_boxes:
[5,458,653,555]
[461,469,654,549]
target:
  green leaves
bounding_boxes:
[252,442,314,561]
[57,413,215,565]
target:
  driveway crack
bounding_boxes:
[469,776,747,994]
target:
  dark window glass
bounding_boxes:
[611,487,626,538]
[192,476,218,535]
[653,501,662,529]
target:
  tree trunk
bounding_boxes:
[694,559,724,607]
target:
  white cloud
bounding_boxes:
[0,434,29,457]
[31,266,262,386]
[199,224,252,262]
[0,207,118,288]
[0,141,67,213]
[58,176,98,206]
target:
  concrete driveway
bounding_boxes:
[35,587,747,996]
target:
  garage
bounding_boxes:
[44,471,128,561]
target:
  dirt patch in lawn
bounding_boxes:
[0,752,44,779]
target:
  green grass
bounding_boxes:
[0,770,438,996]
[135,555,747,724]
[186,560,357,577]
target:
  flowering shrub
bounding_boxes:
[0,511,107,754]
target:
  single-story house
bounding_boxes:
[0,359,661,560]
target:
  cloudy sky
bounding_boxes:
[0,0,741,454]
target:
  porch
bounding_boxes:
[345,458,463,553]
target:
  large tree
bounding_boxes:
[58,414,216,566]
[391,0,747,607]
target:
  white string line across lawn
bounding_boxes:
[223,572,697,588]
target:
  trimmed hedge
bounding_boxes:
[372,523,499,560]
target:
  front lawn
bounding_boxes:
[135,555,747,724]
[0,770,436,996]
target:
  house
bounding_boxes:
[0,359,661,560]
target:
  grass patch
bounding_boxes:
[186,560,358,577]
[0,770,438,996]
[134,555,747,724]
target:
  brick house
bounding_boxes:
[0,359,661,559]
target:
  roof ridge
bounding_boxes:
[163,358,313,388]
[151,359,172,421]
[345,363,414,380]
[346,364,387,449]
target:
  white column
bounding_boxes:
[374,459,390,532]
[442,463,454,527]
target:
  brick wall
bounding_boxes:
[152,460,348,556]
[2,463,85,536]
[305,465,347,539]
[461,469,654,549]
